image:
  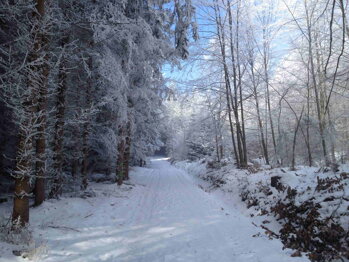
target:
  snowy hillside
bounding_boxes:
[176,159,349,261]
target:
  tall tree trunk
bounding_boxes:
[224,77,239,167]
[213,1,239,167]
[12,114,33,226]
[72,159,78,179]
[123,121,131,180]
[13,79,34,225]
[33,0,48,206]
[33,81,47,206]
[219,141,224,160]
[249,57,269,164]
[215,134,220,162]
[81,116,90,190]
[327,110,336,164]
[49,39,68,198]
[81,57,92,190]
[81,120,89,190]
[13,0,46,225]
[226,0,246,167]
[306,60,313,166]
[235,0,247,166]
[116,127,125,186]
[71,79,81,180]
[264,59,276,159]
[291,108,304,171]
[277,98,283,166]
[304,1,330,165]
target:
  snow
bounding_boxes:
[175,159,349,260]
[0,158,308,261]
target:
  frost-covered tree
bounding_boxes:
[165,0,349,170]
[0,0,197,227]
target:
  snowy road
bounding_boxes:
[2,158,308,262]
[105,159,306,262]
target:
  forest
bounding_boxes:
[0,0,349,261]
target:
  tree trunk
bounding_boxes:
[33,94,47,206]
[123,122,131,180]
[81,57,92,190]
[250,59,269,165]
[226,0,246,167]
[123,139,131,181]
[304,1,330,166]
[49,39,68,198]
[277,98,283,166]
[72,159,78,179]
[215,134,220,162]
[224,78,239,167]
[33,0,48,206]
[264,59,277,159]
[33,57,48,206]
[71,81,81,180]
[306,60,313,166]
[81,120,89,190]
[12,176,30,227]
[12,115,33,226]
[291,108,304,171]
[235,0,247,167]
[13,0,46,225]
[327,110,336,164]
[213,1,239,167]
[116,132,125,186]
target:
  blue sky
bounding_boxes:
[161,0,294,94]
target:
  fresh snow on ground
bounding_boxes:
[0,158,308,261]
[175,159,349,261]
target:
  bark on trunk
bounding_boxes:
[249,56,269,165]
[33,0,48,206]
[304,1,330,166]
[123,122,131,180]
[12,119,33,226]
[213,1,239,167]
[72,159,78,179]
[12,176,30,227]
[116,134,125,186]
[49,41,67,198]
[291,108,304,171]
[306,61,313,167]
[81,121,89,190]
[33,60,48,206]
[13,0,46,224]
[226,0,247,167]
[81,57,92,190]
[215,134,220,162]
[235,0,247,167]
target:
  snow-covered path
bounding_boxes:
[2,159,308,262]
[107,159,306,262]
